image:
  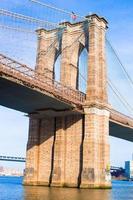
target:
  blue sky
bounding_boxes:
[0,0,133,170]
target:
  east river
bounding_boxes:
[0,176,133,200]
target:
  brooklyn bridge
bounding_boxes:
[0,0,133,188]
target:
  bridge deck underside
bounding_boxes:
[0,76,133,142]
[109,121,133,142]
[0,77,73,113]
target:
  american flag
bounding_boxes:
[71,12,77,20]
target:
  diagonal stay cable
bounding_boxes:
[76,68,133,115]
[56,32,85,58]
[106,38,133,89]
[108,78,133,115]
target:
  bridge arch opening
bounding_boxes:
[77,46,88,93]
[53,53,61,82]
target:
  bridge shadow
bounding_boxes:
[26,113,84,187]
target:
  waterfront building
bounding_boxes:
[125,161,133,179]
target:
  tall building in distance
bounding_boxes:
[125,161,133,180]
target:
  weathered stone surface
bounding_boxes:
[24,14,111,189]
[23,117,40,185]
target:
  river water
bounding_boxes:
[0,176,133,200]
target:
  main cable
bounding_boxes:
[29,0,87,20]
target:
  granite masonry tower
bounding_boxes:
[23,14,111,189]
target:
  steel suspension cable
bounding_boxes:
[77,70,133,115]
[29,0,87,20]
[108,78,133,115]
[0,9,57,26]
[106,38,133,89]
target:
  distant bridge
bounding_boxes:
[0,155,26,162]
[0,155,123,171]
[110,166,124,171]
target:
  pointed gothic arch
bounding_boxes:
[77,43,88,93]
[53,51,61,82]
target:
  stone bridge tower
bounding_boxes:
[24,14,111,189]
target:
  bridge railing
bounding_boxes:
[0,54,86,106]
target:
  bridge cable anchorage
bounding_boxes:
[106,38,133,90]
[108,78,133,116]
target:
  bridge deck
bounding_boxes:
[0,54,85,113]
[110,109,133,142]
[0,54,133,141]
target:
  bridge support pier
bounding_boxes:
[80,107,111,188]
[24,113,84,187]
[24,13,111,188]
[24,109,111,188]
[23,117,40,185]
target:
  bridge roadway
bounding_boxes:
[0,54,85,112]
[0,54,133,142]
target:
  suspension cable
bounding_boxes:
[0,9,57,26]
[106,38,133,89]
[79,72,87,83]
[108,78,133,115]
[77,69,133,115]
[1,4,132,115]
[29,0,87,20]
[56,32,84,58]
[108,82,133,116]
[0,24,34,34]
